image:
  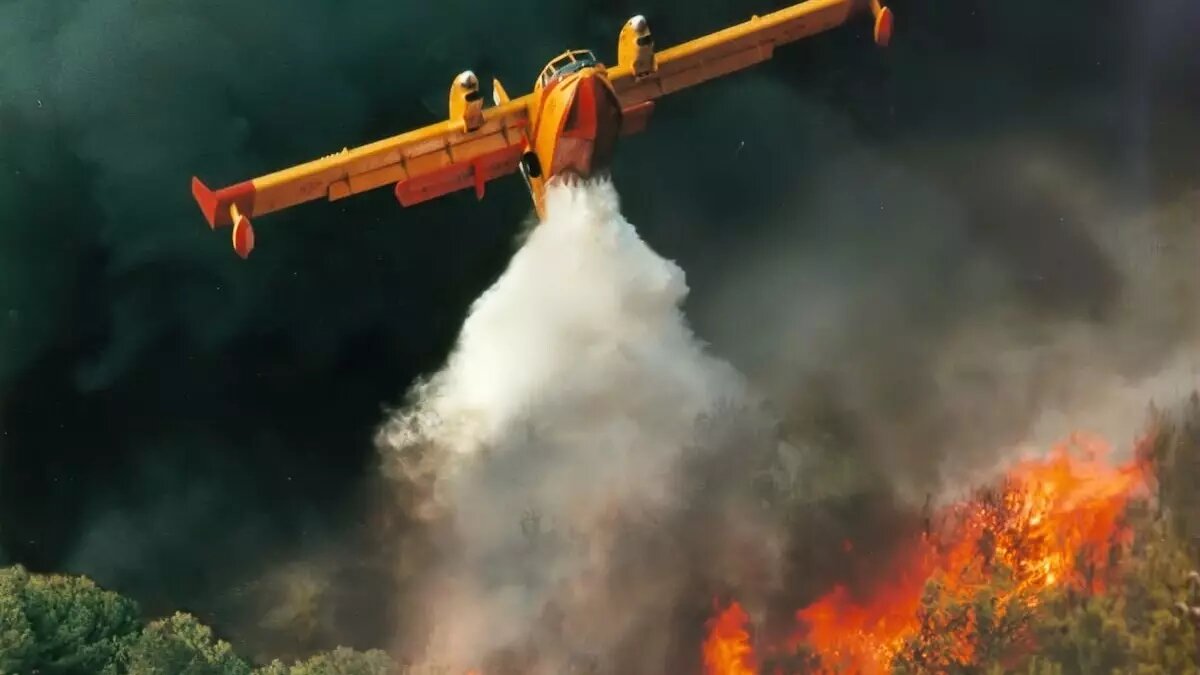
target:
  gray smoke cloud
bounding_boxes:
[687,92,1200,502]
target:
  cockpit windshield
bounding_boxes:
[537,50,599,88]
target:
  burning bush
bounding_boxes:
[705,396,1200,674]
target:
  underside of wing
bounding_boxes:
[231,96,531,221]
[192,88,530,255]
[192,87,532,257]
[392,125,527,207]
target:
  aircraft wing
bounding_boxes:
[607,0,891,117]
[192,95,532,257]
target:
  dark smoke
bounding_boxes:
[631,0,1200,496]
[0,0,1197,665]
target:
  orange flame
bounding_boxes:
[699,433,1151,674]
[703,601,759,675]
[792,433,1149,673]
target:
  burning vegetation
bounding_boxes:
[704,399,1200,675]
[704,601,759,675]
[1,400,1196,675]
[1,398,1196,675]
[797,433,1145,671]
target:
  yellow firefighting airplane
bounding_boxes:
[192,0,894,258]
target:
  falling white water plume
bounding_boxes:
[376,177,765,673]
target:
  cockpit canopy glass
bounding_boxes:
[537,50,599,88]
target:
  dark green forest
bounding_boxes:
[0,567,395,674]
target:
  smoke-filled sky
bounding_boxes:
[1,0,1198,664]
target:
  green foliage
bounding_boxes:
[1027,590,1129,674]
[119,612,252,675]
[887,529,1198,675]
[892,562,1037,675]
[1026,517,1199,675]
[1145,394,1200,556]
[0,564,141,675]
[255,646,398,675]
[0,566,401,675]
[254,662,289,675]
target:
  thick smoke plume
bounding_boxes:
[375,179,787,673]
[693,129,1200,502]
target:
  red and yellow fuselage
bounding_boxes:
[521,58,625,216]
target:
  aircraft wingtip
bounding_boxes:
[192,176,220,229]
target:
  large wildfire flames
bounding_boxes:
[703,432,1152,675]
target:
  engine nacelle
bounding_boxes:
[618,15,656,79]
[449,70,484,132]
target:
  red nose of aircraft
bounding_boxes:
[562,71,601,140]
[560,70,621,174]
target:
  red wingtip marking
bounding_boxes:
[192,177,220,229]
[191,177,257,229]
[875,7,894,47]
[232,215,255,259]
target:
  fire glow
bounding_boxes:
[702,432,1150,675]
[703,601,758,675]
